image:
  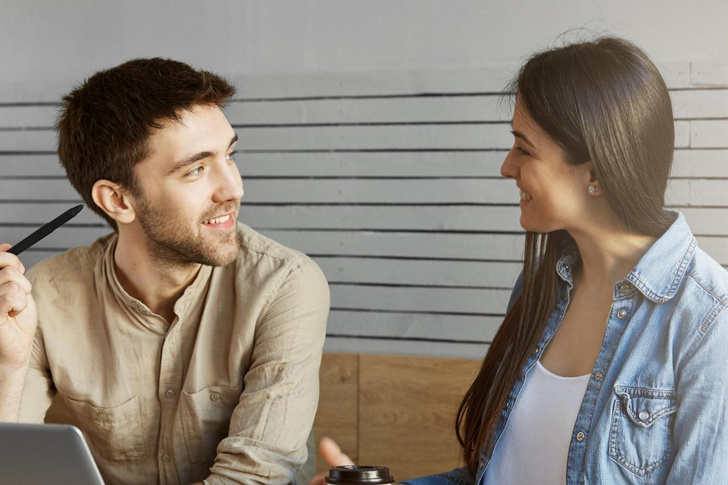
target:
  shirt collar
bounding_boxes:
[625,211,696,303]
[555,211,696,303]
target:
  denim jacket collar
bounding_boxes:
[556,211,696,304]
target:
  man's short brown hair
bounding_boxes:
[56,58,235,230]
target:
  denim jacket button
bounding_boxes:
[617,310,627,319]
[594,371,603,381]
[639,410,650,421]
[478,460,485,470]
[619,284,630,293]
[576,432,586,442]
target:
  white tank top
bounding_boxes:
[483,360,590,485]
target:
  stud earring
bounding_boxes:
[588,185,599,194]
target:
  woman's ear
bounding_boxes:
[91,180,137,225]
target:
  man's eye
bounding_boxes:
[226,151,237,162]
[187,166,205,177]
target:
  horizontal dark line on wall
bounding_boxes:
[0,151,57,156]
[330,307,505,317]
[234,92,510,102]
[325,333,490,345]
[328,282,514,290]
[229,121,510,128]
[239,148,512,153]
[0,127,55,132]
[0,222,107,228]
[0,102,60,107]
[310,254,522,263]
[0,175,510,181]
[254,227,527,235]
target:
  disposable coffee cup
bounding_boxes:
[325,465,395,484]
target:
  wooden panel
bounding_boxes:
[265,231,525,261]
[324,337,489,360]
[358,354,480,481]
[226,96,508,125]
[316,257,521,287]
[7,177,727,206]
[0,121,694,152]
[328,310,502,343]
[672,149,728,178]
[691,120,728,148]
[314,353,359,474]
[691,63,728,88]
[671,89,728,119]
[0,151,509,178]
[0,203,523,230]
[0,105,59,129]
[330,285,513,315]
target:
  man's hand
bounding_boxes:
[308,437,355,485]
[0,243,37,369]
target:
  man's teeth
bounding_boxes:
[520,189,533,201]
[203,214,231,224]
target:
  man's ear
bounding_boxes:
[91,180,137,225]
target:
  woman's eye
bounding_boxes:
[516,146,531,157]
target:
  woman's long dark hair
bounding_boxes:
[455,37,676,474]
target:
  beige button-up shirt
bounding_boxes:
[19,223,330,485]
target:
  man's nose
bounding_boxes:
[214,163,244,202]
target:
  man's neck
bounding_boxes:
[113,230,201,324]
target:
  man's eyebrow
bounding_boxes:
[510,130,536,149]
[168,133,238,175]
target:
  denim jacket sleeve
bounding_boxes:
[402,466,475,485]
[665,307,728,483]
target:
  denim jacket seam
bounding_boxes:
[688,272,728,307]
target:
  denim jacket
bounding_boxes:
[405,212,728,485]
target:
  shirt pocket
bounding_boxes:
[609,385,677,479]
[62,394,147,462]
[180,382,243,466]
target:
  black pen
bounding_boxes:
[8,204,84,255]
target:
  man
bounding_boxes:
[0,58,329,484]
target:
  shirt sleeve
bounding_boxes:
[665,305,728,483]
[205,258,330,485]
[402,467,475,485]
[17,326,55,423]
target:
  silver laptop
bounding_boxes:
[0,422,104,484]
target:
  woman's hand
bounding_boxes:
[308,437,355,485]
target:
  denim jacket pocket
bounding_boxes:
[609,386,677,478]
[62,394,147,462]
[180,381,243,466]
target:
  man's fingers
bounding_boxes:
[0,291,27,321]
[0,249,24,274]
[319,436,355,467]
[0,267,32,294]
[308,473,327,485]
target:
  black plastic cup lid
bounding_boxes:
[325,465,395,484]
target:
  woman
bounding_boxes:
[314,36,728,485]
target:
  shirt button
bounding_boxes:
[162,453,171,463]
[639,411,650,421]
[620,284,630,293]
[617,310,627,319]
[210,392,221,402]
[576,432,586,442]
[594,371,604,381]
[165,389,175,398]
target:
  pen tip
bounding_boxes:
[73,204,84,214]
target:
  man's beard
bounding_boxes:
[135,195,240,267]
